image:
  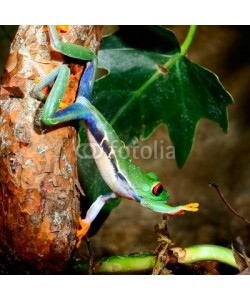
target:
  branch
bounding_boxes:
[0,25,103,274]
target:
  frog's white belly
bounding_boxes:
[86,128,133,198]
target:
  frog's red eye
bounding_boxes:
[152,183,163,196]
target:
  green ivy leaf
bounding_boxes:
[93,25,233,167]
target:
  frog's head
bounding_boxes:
[132,172,169,203]
[133,172,199,215]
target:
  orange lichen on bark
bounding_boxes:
[0,25,103,273]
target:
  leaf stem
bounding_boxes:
[180,25,197,56]
[73,244,249,274]
[172,244,238,268]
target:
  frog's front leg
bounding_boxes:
[48,25,96,61]
[33,65,71,123]
[76,192,117,248]
[47,26,97,93]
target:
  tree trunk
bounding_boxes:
[0,25,103,274]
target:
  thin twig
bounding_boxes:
[209,182,250,224]
[85,235,95,275]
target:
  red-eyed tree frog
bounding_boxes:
[33,26,199,248]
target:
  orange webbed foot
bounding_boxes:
[184,202,199,212]
[76,217,91,248]
[43,25,69,33]
[56,25,69,32]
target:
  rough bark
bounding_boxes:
[0,25,103,274]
